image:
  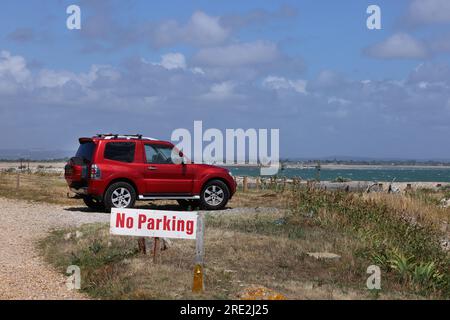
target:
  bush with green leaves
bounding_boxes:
[288,188,449,298]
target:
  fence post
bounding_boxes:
[16,172,20,189]
[152,237,160,263]
[256,177,260,191]
[243,176,248,193]
[138,237,146,254]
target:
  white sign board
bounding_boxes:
[110,208,198,240]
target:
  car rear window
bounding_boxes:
[75,142,95,162]
[104,142,135,163]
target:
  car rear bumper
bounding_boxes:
[68,180,104,198]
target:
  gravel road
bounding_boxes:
[0,196,279,300]
[0,198,109,300]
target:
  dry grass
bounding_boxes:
[0,172,80,206]
[1,172,447,299]
[364,193,449,234]
[40,221,419,300]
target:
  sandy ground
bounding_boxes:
[0,197,109,300]
[0,197,267,300]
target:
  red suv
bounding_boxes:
[65,134,236,211]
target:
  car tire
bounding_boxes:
[104,182,136,212]
[82,196,105,212]
[177,199,201,210]
[200,180,230,210]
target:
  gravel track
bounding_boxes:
[0,198,109,300]
[0,197,276,300]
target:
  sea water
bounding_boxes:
[226,166,450,182]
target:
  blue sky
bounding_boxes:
[1,0,450,159]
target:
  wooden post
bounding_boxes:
[256,177,260,191]
[193,213,205,293]
[243,176,248,193]
[153,237,160,263]
[16,173,20,189]
[138,237,146,254]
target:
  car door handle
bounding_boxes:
[147,166,158,170]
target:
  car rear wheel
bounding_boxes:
[82,196,105,212]
[104,182,136,211]
[200,180,229,210]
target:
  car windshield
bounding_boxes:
[75,142,95,162]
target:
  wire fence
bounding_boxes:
[0,169,74,205]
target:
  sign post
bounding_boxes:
[192,213,204,293]
[110,208,204,291]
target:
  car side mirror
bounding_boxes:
[179,151,186,165]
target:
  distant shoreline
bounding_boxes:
[285,164,450,170]
[221,163,450,170]
[2,161,450,170]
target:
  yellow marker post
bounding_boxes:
[192,264,204,293]
[192,213,204,293]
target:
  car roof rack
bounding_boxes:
[95,134,158,140]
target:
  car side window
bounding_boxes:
[145,144,173,164]
[104,142,136,163]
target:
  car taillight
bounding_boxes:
[64,164,73,176]
[90,164,101,180]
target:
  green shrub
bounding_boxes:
[288,187,449,298]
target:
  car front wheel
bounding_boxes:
[200,180,229,210]
[104,182,136,212]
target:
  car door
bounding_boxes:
[142,143,194,195]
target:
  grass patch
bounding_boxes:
[0,172,81,206]
[288,188,449,298]
[206,212,305,239]
[6,171,445,299]
[40,199,436,300]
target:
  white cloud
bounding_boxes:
[200,81,243,101]
[191,67,205,75]
[153,11,230,47]
[407,0,450,25]
[262,76,307,94]
[0,51,30,83]
[365,33,428,59]
[194,41,279,67]
[36,65,120,88]
[3,49,450,158]
[185,11,230,46]
[36,70,75,88]
[159,53,186,70]
[328,97,351,106]
[147,53,207,75]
